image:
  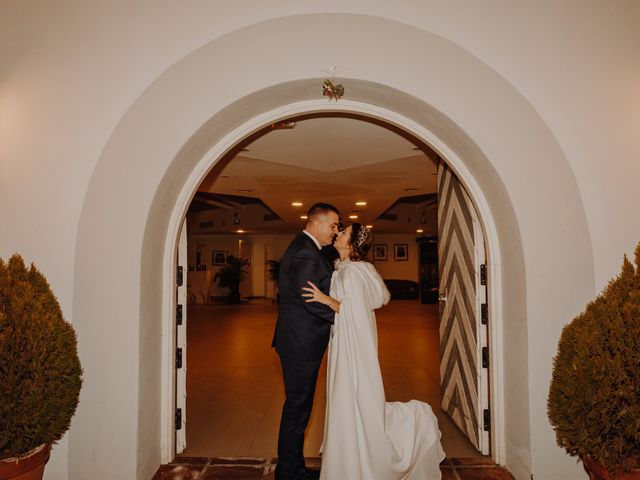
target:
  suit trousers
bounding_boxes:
[275,355,323,480]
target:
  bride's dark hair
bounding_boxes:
[349,223,373,261]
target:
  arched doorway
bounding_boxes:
[175,112,493,460]
[161,102,506,463]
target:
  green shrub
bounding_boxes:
[0,254,82,459]
[548,243,640,474]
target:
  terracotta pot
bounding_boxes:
[0,445,50,480]
[583,456,640,480]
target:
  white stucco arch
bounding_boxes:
[158,97,509,460]
[72,13,593,480]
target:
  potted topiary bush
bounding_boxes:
[548,243,640,479]
[0,255,82,480]
[213,255,250,304]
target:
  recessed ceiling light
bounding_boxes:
[349,215,358,219]
[355,201,367,206]
[416,229,424,233]
[291,202,303,207]
[300,215,308,220]
[366,225,373,229]
[236,229,245,234]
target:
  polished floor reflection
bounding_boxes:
[181,299,483,459]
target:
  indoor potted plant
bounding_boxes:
[548,243,640,479]
[213,255,250,304]
[265,259,281,303]
[0,254,82,480]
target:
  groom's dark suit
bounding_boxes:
[272,232,335,480]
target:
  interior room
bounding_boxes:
[178,116,483,461]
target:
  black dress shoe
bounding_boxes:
[274,468,317,480]
[303,468,320,480]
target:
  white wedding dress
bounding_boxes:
[320,259,445,480]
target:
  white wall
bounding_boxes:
[1,3,638,479]
[186,234,251,301]
[186,233,295,302]
[371,234,420,282]
[249,234,297,297]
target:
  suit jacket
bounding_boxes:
[272,233,335,361]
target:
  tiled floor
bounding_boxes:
[181,299,483,460]
[153,457,514,479]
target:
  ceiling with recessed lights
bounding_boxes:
[192,117,440,234]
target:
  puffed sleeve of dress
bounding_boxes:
[334,261,390,312]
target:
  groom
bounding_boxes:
[272,202,340,480]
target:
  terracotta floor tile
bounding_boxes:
[154,457,516,480]
[171,456,209,466]
[208,458,268,466]
[455,466,515,480]
[152,463,203,480]
[450,457,498,466]
[441,467,460,480]
[200,464,265,479]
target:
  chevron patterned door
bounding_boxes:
[437,162,490,454]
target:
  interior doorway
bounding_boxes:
[169,110,498,462]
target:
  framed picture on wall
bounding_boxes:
[373,244,388,261]
[212,250,228,266]
[394,244,408,261]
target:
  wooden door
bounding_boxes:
[437,162,490,454]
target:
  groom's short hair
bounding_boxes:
[307,202,339,220]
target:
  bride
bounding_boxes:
[302,223,445,480]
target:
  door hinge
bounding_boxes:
[480,264,487,286]
[175,408,182,430]
[176,348,183,369]
[177,266,184,287]
[176,304,183,326]
[482,347,489,368]
[483,408,490,431]
[481,303,488,325]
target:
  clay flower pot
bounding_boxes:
[0,445,50,480]
[583,456,640,480]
